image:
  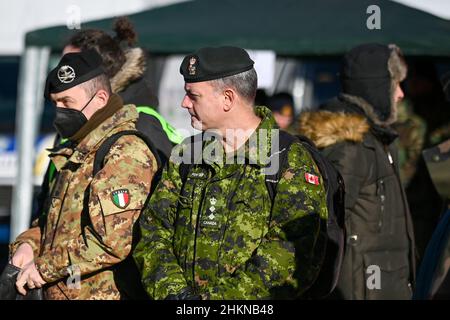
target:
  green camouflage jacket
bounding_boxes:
[10,104,157,300]
[134,106,327,300]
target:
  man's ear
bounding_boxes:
[223,88,235,112]
[96,89,109,108]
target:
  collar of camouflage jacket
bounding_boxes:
[202,105,278,169]
[69,94,124,143]
[49,102,139,170]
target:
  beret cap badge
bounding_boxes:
[180,46,254,83]
[44,49,104,99]
[188,57,197,76]
[57,65,76,84]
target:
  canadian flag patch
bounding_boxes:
[304,173,320,185]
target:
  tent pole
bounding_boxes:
[10,46,50,242]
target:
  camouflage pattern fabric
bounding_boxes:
[429,123,450,147]
[134,106,327,300]
[393,100,427,187]
[10,104,157,300]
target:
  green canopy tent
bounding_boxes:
[25,0,450,56]
[12,0,450,240]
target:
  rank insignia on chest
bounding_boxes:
[304,172,320,185]
[111,189,131,209]
[201,206,219,228]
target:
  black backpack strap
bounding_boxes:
[178,133,204,184]
[265,130,298,203]
[135,112,172,169]
[294,135,346,298]
[93,130,162,177]
[82,130,163,233]
[179,163,192,184]
[296,134,346,228]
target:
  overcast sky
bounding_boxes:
[394,0,450,19]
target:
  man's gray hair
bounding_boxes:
[79,73,112,97]
[210,68,257,103]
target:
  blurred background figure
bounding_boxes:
[402,61,450,263]
[298,43,415,300]
[267,92,295,132]
[63,17,159,108]
[393,98,427,188]
[60,16,181,159]
[413,71,450,300]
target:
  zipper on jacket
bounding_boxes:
[48,167,74,250]
[384,144,416,283]
[376,179,385,232]
[216,168,245,276]
[387,150,394,165]
[383,145,395,168]
[191,169,209,292]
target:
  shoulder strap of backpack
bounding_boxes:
[265,130,298,203]
[294,134,346,298]
[179,163,192,184]
[78,130,161,243]
[295,134,330,182]
[296,134,346,225]
[136,106,184,145]
[178,133,200,184]
[93,130,162,177]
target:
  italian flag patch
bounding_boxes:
[111,189,130,209]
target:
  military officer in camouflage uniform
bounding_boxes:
[9,50,157,299]
[133,46,328,300]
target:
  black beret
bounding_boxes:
[44,49,104,99]
[180,46,254,83]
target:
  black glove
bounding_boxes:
[0,264,43,300]
[165,287,202,300]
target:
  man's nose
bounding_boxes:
[181,95,192,109]
[397,86,404,101]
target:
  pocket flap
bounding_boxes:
[363,250,409,272]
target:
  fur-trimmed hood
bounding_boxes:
[298,110,370,148]
[110,47,146,94]
[298,94,398,148]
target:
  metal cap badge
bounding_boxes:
[57,65,76,84]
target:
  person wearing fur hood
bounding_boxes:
[298,43,416,300]
[62,17,174,160]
